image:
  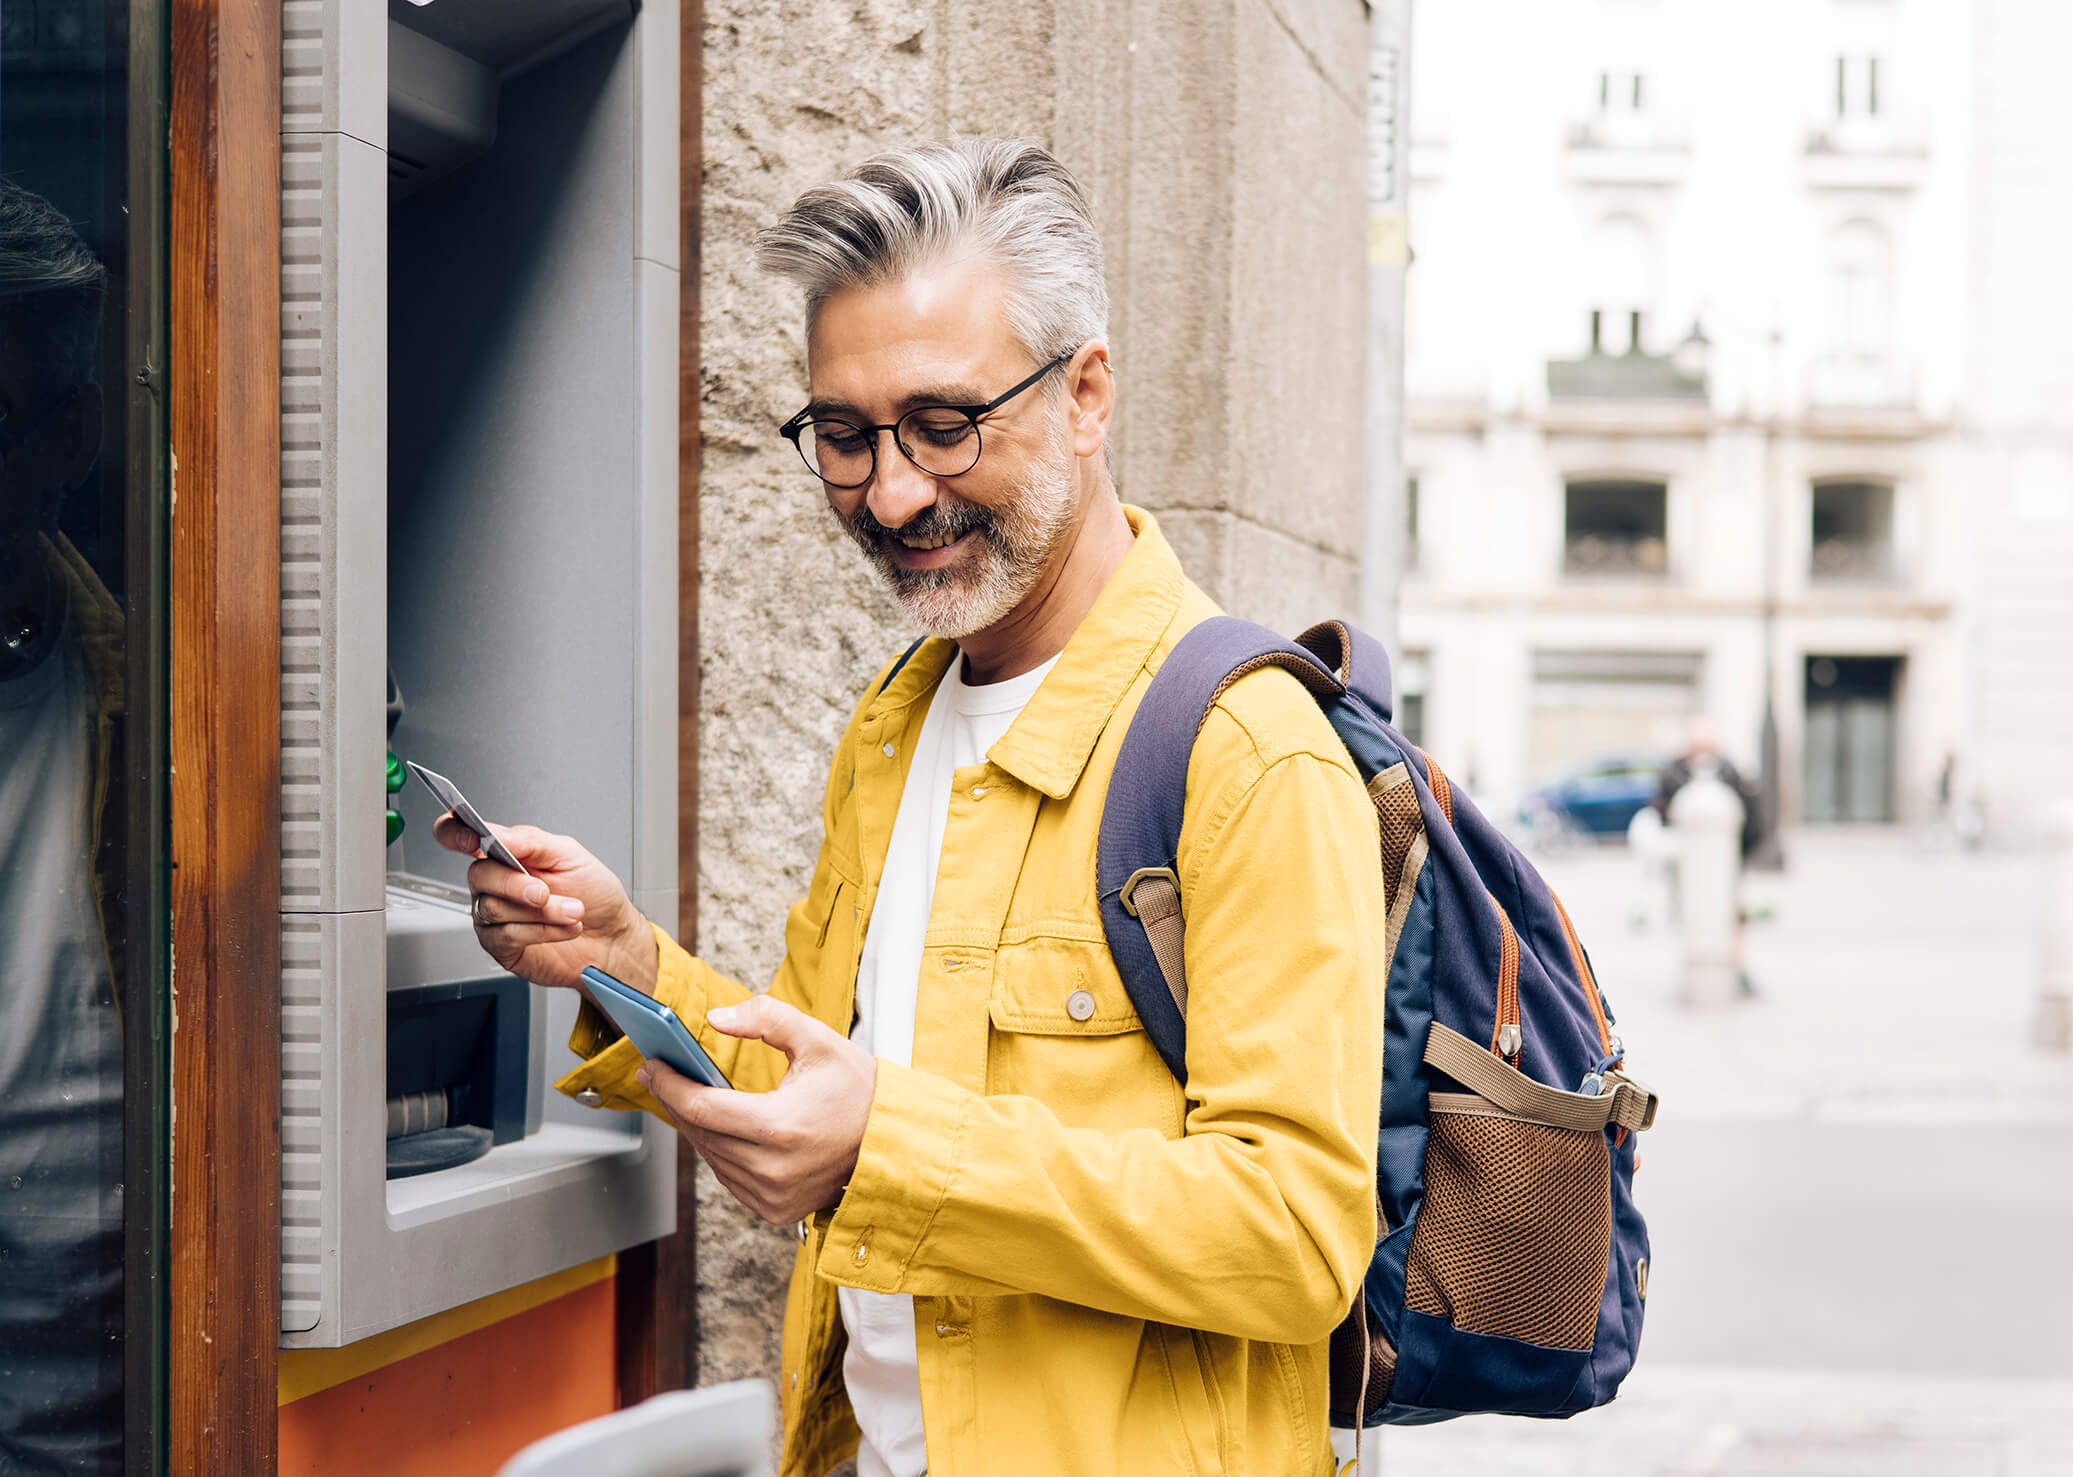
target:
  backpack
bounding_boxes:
[1096,617,1660,1427]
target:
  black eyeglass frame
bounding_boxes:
[778,351,1075,489]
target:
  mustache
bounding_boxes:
[843,496,996,555]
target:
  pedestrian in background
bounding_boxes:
[1654,718,1759,998]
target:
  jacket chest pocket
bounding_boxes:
[799,861,863,1035]
[986,936,1185,1138]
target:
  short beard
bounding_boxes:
[837,422,1079,639]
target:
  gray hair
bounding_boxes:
[0,180,108,390]
[756,138,1109,366]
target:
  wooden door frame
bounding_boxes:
[617,0,705,1403]
[167,0,701,1452]
[168,0,282,1469]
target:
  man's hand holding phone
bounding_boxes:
[433,813,658,995]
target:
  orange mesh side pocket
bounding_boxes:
[1328,1301,1398,1423]
[1404,1103,1613,1351]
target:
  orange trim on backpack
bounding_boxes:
[1420,750,1455,826]
[1487,897,1521,1064]
[1552,892,1614,1057]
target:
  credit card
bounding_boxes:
[404,760,531,877]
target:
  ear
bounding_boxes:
[1063,340,1114,460]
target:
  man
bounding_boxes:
[0,180,125,1476]
[446,139,1384,1476]
[1653,717,1760,996]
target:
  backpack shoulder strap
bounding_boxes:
[1097,616,1344,1081]
[875,636,930,697]
[1294,619,1395,724]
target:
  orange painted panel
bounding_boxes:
[278,1277,618,1477]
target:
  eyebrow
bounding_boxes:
[803,381,990,419]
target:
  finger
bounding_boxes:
[679,1129,760,1181]
[636,1061,775,1146]
[704,995,840,1064]
[479,921,584,949]
[486,823,593,873]
[698,1155,770,1221]
[467,861,583,921]
[434,814,485,856]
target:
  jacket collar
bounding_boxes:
[866,505,1187,801]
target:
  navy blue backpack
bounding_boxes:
[1097,618,1660,1427]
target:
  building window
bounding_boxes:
[2,1,170,1467]
[1598,70,1645,116]
[1397,649,1430,748]
[1837,55,1882,118]
[1585,216,1656,357]
[1810,480,1896,582]
[1565,479,1669,576]
[1826,221,1893,360]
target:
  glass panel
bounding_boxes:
[3,3,166,1472]
[1564,479,1669,576]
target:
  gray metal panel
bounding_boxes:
[281,128,387,917]
[631,0,681,273]
[282,0,385,146]
[277,0,679,1350]
[280,910,384,1335]
[388,0,634,78]
[630,254,681,901]
[386,20,641,892]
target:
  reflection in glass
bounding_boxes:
[2,4,134,1471]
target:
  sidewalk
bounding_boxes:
[1535,826,2073,1124]
[1378,827,2073,1475]
[1380,1364,2073,1477]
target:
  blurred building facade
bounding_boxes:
[1965,0,2073,843]
[1399,0,2069,833]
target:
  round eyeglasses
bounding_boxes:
[778,353,1072,489]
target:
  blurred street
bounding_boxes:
[1380,827,2073,1475]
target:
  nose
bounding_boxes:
[864,427,940,530]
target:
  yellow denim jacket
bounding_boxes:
[559,507,1384,1477]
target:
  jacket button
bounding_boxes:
[882,742,896,757]
[1066,989,1096,1022]
[575,1088,604,1108]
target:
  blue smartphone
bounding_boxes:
[580,965,733,1090]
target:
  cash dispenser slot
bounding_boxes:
[384,977,529,1179]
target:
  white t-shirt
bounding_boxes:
[0,598,125,1472]
[841,647,1058,1477]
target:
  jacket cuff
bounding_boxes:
[814,1061,968,1294]
[553,923,700,1115]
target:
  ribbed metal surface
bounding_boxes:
[279,132,332,914]
[278,0,340,1336]
[278,913,327,1332]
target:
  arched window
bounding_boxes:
[1826,221,1892,360]
[1587,216,1657,356]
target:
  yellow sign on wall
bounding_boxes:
[1369,212,1409,268]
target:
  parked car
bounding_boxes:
[1518,752,1667,846]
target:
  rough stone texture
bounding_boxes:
[694,0,1371,1395]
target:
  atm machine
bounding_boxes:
[278,0,681,1347]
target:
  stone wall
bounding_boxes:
[694,0,1370,1389]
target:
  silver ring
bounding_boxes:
[473,894,493,927]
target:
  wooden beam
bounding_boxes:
[618,0,704,1403]
[168,0,282,1468]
